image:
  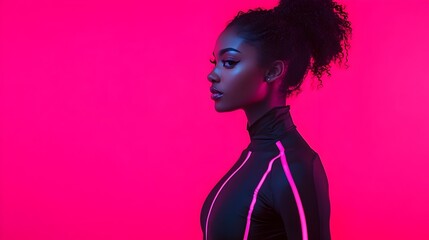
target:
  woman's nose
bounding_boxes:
[207,71,220,83]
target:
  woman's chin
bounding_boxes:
[214,102,237,112]
[214,104,226,112]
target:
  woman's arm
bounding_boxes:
[270,151,331,240]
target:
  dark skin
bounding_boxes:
[208,26,289,126]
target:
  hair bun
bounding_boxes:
[273,0,351,72]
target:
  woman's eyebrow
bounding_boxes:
[212,48,241,57]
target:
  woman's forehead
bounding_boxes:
[213,28,255,57]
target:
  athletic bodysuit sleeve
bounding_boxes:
[270,151,331,240]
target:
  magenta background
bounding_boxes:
[1,0,428,239]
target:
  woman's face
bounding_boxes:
[208,27,269,112]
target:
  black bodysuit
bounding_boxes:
[200,105,331,240]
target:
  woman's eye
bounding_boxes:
[222,60,239,69]
[209,58,238,68]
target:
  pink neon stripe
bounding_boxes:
[205,151,252,240]
[276,141,308,240]
[243,154,281,240]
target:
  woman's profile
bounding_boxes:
[200,0,352,239]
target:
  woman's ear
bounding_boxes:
[265,60,288,83]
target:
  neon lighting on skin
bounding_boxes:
[243,153,281,240]
[276,141,308,240]
[205,151,252,240]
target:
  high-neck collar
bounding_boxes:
[246,105,296,147]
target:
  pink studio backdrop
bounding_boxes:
[1,0,428,239]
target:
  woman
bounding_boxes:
[200,0,351,239]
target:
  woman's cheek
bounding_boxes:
[241,70,265,99]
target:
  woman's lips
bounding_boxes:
[211,93,223,100]
[210,86,223,94]
[210,86,224,100]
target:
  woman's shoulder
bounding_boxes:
[278,129,318,158]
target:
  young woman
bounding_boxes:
[200,0,351,239]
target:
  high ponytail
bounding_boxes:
[225,0,352,97]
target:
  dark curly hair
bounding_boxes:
[225,0,352,98]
